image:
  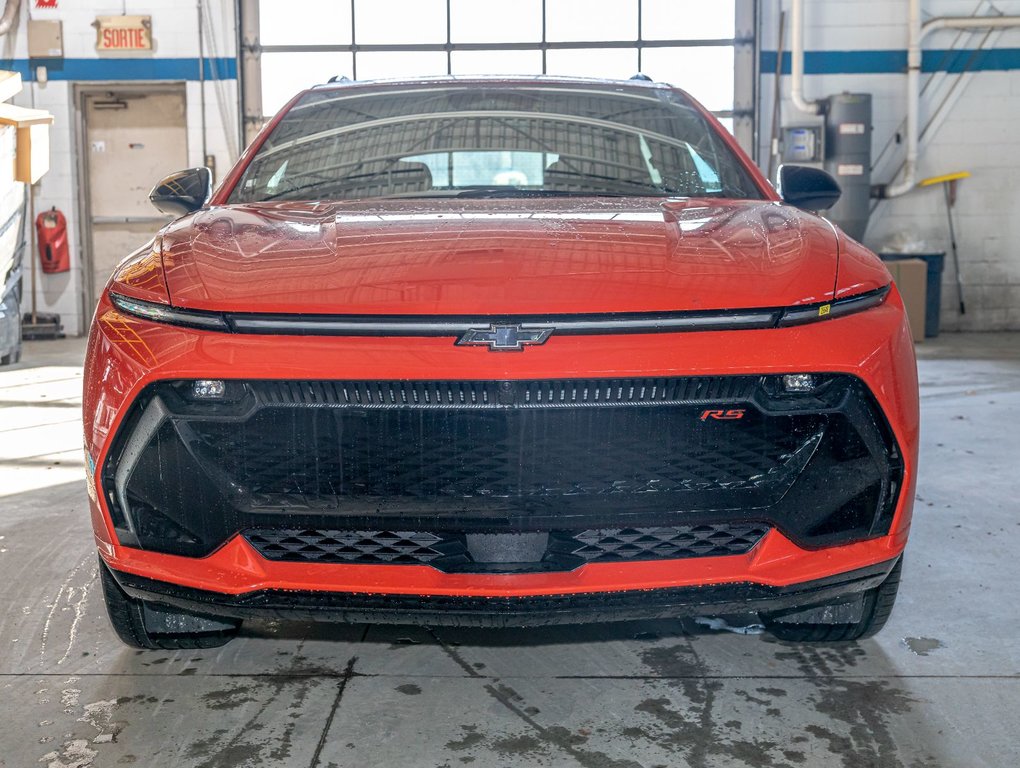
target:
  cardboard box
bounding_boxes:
[0,72,54,185]
[887,258,927,343]
[0,102,54,184]
[0,71,21,103]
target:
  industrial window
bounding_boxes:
[254,0,742,132]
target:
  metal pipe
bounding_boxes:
[923,14,1020,34]
[28,182,36,324]
[197,0,208,166]
[789,0,822,115]
[871,6,987,176]
[881,4,1020,198]
[0,0,20,37]
[0,0,21,37]
[239,0,262,144]
[767,10,787,180]
[882,0,922,198]
[201,0,238,160]
[233,0,244,152]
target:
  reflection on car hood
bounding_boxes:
[159,197,839,315]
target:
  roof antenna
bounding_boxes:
[327,75,352,83]
[630,73,653,81]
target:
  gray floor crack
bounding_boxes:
[309,656,357,768]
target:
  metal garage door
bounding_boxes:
[83,88,188,305]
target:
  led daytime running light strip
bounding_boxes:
[109,285,890,337]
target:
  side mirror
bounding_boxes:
[777,165,842,211]
[149,167,212,217]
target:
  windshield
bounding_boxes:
[228,83,764,203]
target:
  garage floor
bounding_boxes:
[2,334,1018,768]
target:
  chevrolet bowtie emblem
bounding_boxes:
[457,324,554,351]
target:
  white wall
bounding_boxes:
[1,0,239,336]
[6,0,1017,333]
[759,0,1020,331]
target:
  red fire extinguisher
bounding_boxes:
[37,207,70,274]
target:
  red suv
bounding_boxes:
[84,76,917,648]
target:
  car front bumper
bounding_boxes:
[85,287,918,608]
[107,556,900,627]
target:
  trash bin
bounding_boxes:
[879,253,945,338]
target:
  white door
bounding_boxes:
[84,89,188,302]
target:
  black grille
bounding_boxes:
[194,405,816,508]
[555,524,770,562]
[244,523,770,572]
[246,529,453,564]
[249,377,759,409]
[102,375,904,558]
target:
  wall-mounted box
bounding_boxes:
[781,126,823,164]
[28,20,64,58]
[0,103,55,184]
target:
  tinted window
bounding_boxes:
[229,84,763,203]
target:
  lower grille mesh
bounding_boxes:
[559,524,770,562]
[244,523,769,572]
[246,529,451,564]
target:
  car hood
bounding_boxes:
[159,198,839,315]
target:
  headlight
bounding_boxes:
[777,285,890,327]
[109,293,229,331]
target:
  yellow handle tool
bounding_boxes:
[920,172,970,314]
[919,171,971,187]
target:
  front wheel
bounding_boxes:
[763,558,903,642]
[99,561,241,650]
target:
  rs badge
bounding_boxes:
[700,409,746,421]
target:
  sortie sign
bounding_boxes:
[94,16,153,52]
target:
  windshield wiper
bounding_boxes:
[542,170,684,196]
[448,187,628,199]
[255,172,340,202]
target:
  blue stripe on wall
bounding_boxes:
[3,51,1013,81]
[760,48,1020,75]
[0,57,237,81]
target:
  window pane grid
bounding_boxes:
[257,0,737,118]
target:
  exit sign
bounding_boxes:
[94,16,152,52]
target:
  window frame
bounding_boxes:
[243,0,755,154]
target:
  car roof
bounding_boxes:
[308,73,674,93]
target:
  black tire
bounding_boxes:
[764,558,903,642]
[99,561,240,650]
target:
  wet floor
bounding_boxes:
[2,335,1019,768]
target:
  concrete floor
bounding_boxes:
[1,334,1018,768]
